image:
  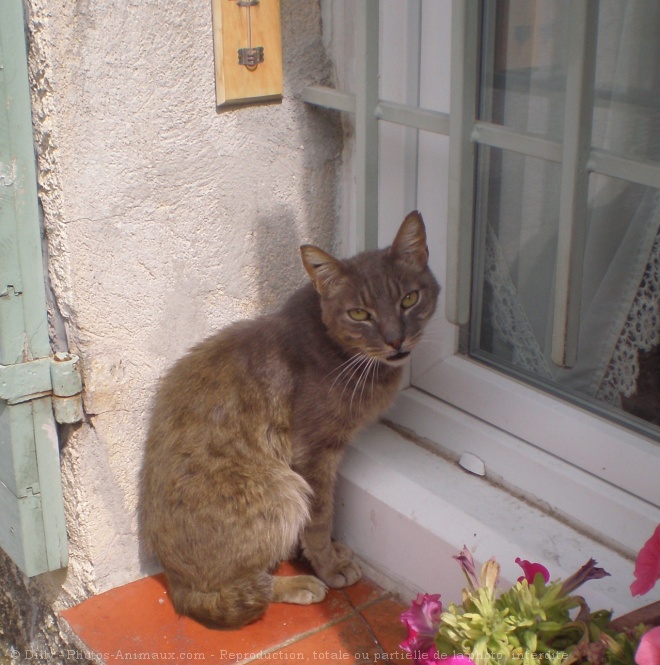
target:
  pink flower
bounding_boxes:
[400,593,442,664]
[400,592,477,665]
[515,557,550,585]
[635,626,660,665]
[631,524,660,597]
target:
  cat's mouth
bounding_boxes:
[386,350,411,362]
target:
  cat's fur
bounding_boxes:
[139,211,439,629]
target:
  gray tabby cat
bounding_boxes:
[139,211,439,629]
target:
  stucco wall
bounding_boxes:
[1,0,343,656]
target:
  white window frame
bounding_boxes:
[309,0,660,563]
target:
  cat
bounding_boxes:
[139,210,440,629]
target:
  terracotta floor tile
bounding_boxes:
[342,577,388,609]
[359,597,409,658]
[59,561,407,665]
[271,615,382,665]
[61,568,352,665]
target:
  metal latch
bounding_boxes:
[0,353,84,424]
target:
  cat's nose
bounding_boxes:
[388,338,404,351]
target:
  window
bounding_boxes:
[308,0,660,557]
[471,0,660,439]
[406,0,659,556]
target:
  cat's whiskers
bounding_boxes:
[353,356,375,411]
[369,355,379,399]
[350,356,379,413]
[328,353,368,393]
[341,354,372,406]
[419,318,444,336]
[413,323,444,351]
[326,350,366,377]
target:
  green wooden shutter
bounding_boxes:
[0,0,69,576]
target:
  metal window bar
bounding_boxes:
[302,1,481,324]
[551,0,599,368]
[302,1,454,256]
[446,0,480,326]
[469,120,660,190]
[354,1,380,251]
[303,0,660,366]
[303,87,451,136]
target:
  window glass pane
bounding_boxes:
[471,2,660,439]
[472,147,561,373]
[592,1,660,162]
[478,0,568,141]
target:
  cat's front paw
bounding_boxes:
[322,558,362,588]
[272,575,328,605]
[314,542,362,588]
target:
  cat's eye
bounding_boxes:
[348,308,370,321]
[401,291,419,309]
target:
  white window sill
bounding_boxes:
[334,420,650,617]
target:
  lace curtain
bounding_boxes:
[485,221,660,407]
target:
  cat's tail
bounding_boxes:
[168,572,273,629]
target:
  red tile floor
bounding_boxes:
[59,560,410,665]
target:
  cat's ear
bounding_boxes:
[300,245,347,295]
[390,210,429,270]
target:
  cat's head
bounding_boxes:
[300,211,440,366]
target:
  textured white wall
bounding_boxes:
[26,0,343,600]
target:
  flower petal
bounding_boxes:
[635,625,660,665]
[515,557,550,584]
[400,593,443,654]
[560,559,610,595]
[481,557,501,591]
[631,524,660,597]
[454,546,479,589]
